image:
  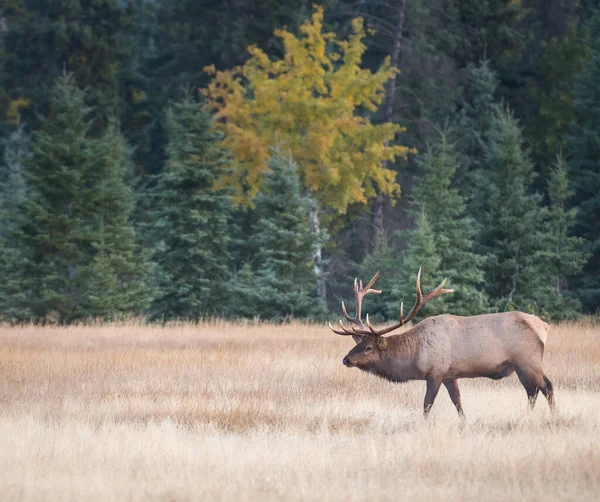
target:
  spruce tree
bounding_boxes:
[228,150,324,321]
[79,119,151,319]
[0,126,29,243]
[568,8,600,312]
[1,0,134,128]
[21,75,96,321]
[0,126,31,320]
[150,96,232,320]
[357,232,400,322]
[19,75,148,322]
[454,61,499,193]
[386,211,445,321]
[478,108,545,312]
[412,132,488,315]
[535,155,589,320]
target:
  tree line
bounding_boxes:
[0,1,598,323]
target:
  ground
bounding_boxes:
[0,321,599,501]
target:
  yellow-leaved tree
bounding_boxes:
[203,6,411,214]
[203,6,412,302]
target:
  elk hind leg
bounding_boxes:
[516,367,554,411]
[443,379,465,418]
[541,374,556,413]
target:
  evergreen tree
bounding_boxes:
[386,211,446,321]
[1,0,135,129]
[20,75,96,321]
[150,96,232,320]
[118,0,166,176]
[454,61,499,191]
[228,150,324,320]
[478,108,545,312]
[509,0,588,173]
[568,8,600,312]
[79,119,151,318]
[357,232,400,322]
[0,126,31,320]
[439,0,523,70]
[535,155,589,320]
[412,132,488,315]
[18,75,148,322]
[0,126,29,242]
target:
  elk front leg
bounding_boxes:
[424,374,443,417]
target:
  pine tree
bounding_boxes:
[454,61,499,193]
[79,119,151,319]
[439,0,523,70]
[79,219,121,319]
[18,75,148,322]
[386,211,445,321]
[228,150,324,320]
[535,155,589,320]
[568,8,600,312]
[478,108,545,312]
[357,232,400,322]
[150,96,232,320]
[20,75,96,321]
[412,132,488,315]
[118,0,166,176]
[1,0,135,129]
[0,126,31,320]
[0,125,30,242]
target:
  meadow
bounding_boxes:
[0,320,598,501]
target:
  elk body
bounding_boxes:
[330,270,555,417]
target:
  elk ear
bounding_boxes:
[376,337,388,350]
[352,335,362,344]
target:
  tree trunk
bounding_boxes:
[371,0,408,252]
[309,203,327,306]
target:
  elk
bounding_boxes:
[330,269,555,417]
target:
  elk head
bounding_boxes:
[330,268,453,369]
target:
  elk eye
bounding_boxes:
[364,346,373,353]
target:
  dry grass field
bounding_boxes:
[0,320,599,501]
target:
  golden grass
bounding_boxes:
[0,320,599,501]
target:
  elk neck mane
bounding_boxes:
[368,329,421,382]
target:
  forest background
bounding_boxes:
[0,0,599,324]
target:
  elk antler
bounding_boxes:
[328,271,381,336]
[330,268,453,337]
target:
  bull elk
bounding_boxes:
[330,269,555,417]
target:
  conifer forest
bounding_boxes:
[0,0,599,324]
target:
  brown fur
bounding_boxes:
[342,311,555,417]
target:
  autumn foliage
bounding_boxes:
[203,6,412,213]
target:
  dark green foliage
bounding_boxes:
[18,75,148,322]
[387,211,446,320]
[439,0,523,70]
[228,150,324,321]
[80,120,151,318]
[21,75,96,320]
[509,0,589,172]
[150,96,232,320]
[0,0,599,321]
[478,108,546,312]
[1,0,134,128]
[454,61,499,191]
[568,9,600,312]
[535,155,588,320]
[118,0,166,176]
[0,126,29,241]
[0,127,31,320]
[356,232,401,322]
[412,133,489,315]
